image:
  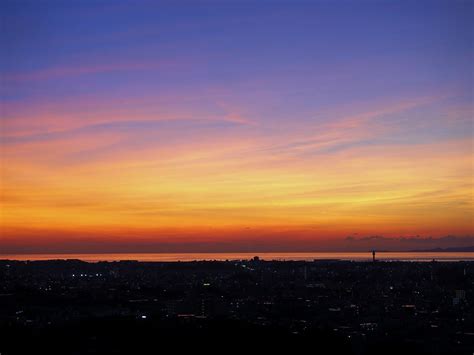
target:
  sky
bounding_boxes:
[1,0,473,253]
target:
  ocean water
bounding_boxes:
[1,252,473,262]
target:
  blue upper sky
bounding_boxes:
[2,1,472,106]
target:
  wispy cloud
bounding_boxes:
[2,60,178,83]
[255,94,445,158]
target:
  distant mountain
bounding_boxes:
[410,246,474,252]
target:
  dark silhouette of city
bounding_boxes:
[1,258,472,354]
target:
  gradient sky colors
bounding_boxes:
[1,1,473,253]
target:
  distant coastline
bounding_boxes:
[409,246,474,252]
[1,251,474,263]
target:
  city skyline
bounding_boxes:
[1,1,473,253]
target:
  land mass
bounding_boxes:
[1,259,473,354]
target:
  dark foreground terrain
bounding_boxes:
[0,258,473,354]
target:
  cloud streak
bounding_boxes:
[2,60,178,83]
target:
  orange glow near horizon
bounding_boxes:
[1,108,473,251]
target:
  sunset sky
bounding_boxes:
[1,1,473,253]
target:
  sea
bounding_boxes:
[1,252,473,262]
